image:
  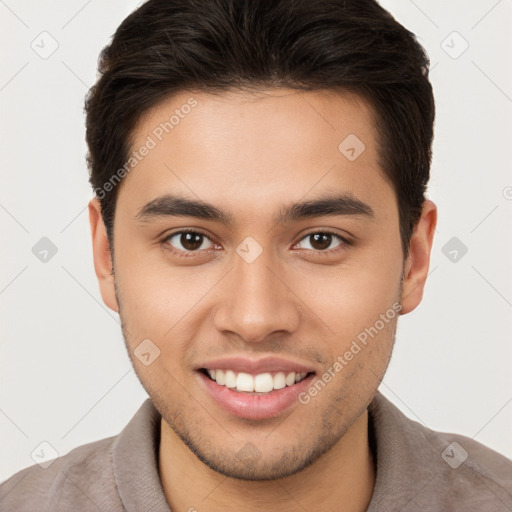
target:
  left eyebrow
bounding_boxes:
[274,193,375,224]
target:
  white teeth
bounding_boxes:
[254,373,274,393]
[236,372,254,392]
[225,370,237,388]
[285,372,295,386]
[216,369,226,385]
[206,369,309,393]
[273,372,286,390]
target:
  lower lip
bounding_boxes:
[197,371,314,420]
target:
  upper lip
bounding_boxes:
[196,356,316,375]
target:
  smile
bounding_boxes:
[201,369,310,394]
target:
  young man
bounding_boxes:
[1,0,511,510]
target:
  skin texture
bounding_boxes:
[89,88,437,511]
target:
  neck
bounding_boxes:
[159,410,375,512]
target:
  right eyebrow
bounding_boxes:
[135,194,234,226]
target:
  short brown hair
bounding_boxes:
[85,0,435,256]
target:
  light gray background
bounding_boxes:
[1,0,511,482]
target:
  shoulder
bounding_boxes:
[423,428,512,508]
[0,435,124,512]
[368,392,512,510]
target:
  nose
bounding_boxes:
[213,248,301,344]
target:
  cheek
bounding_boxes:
[114,248,221,353]
[302,252,402,338]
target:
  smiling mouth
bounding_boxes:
[200,368,315,394]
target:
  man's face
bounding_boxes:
[104,89,406,479]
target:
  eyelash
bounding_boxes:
[160,229,351,258]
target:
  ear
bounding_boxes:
[88,198,119,313]
[400,199,437,314]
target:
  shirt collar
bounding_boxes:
[366,391,443,511]
[113,399,172,512]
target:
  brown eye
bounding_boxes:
[165,231,214,252]
[296,232,345,252]
[310,233,332,250]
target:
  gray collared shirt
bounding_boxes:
[1,391,511,511]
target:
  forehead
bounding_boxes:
[117,88,393,222]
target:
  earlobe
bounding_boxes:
[88,198,119,313]
[400,200,437,315]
